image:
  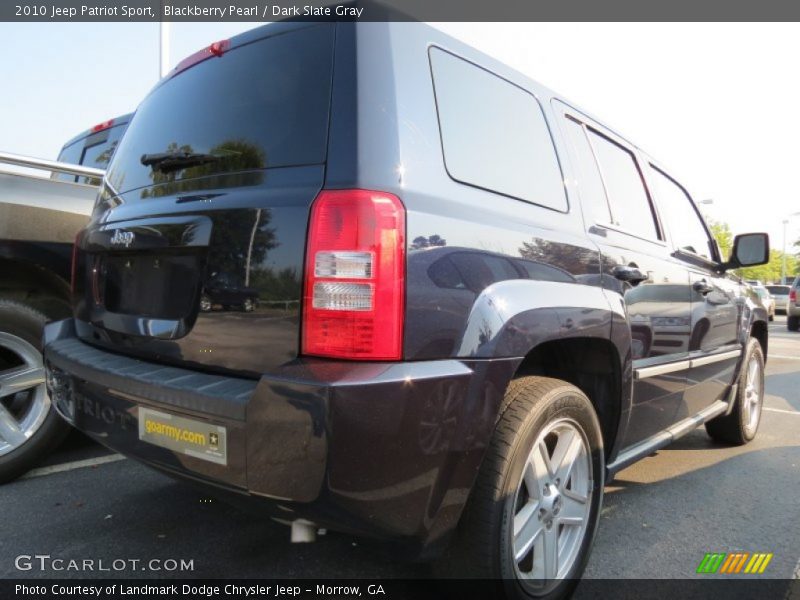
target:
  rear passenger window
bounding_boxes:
[429,47,567,212]
[587,130,660,240]
[649,166,713,260]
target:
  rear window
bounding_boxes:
[429,47,567,212]
[56,140,82,170]
[766,285,789,294]
[106,24,334,195]
[55,123,127,184]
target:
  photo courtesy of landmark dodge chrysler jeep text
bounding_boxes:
[43,22,770,599]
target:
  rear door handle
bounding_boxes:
[693,280,714,295]
[612,265,648,285]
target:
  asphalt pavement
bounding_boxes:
[1,317,798,583]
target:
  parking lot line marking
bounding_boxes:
[769,354,800,360]
[763,407,800,416]
[20,454,126,479]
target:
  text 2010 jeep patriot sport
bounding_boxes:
[44,22,770,597]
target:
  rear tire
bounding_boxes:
[0,299,71,483]
[705,339,764,445]
[437,376,604,599]
[788,316,800,332]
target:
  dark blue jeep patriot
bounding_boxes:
[43,22,770,599]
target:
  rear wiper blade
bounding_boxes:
[140,151,220,173]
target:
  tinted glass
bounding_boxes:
[430,48,567,211]
[649,166,712,260]
[56,123,128,184]
[587,130,659,239]
[56,141,81,167]
[107,24,334,195]
[54,140,83,182]
[562,117,612,225]
[766,285,789,294]
[81,125,126,169]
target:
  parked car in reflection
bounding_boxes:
[626,282,738,355]
[752,286,775,321]
[407,246,576,356]
[766,284,790,315]
[200,272,259,312]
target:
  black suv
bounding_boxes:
[44,23,770,597]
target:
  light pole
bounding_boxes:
[159,2,170,79]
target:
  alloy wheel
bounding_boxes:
[511,418,593,589]
[0,332,50,457]
[742,354,763,435]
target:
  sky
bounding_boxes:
[1,22,798,251]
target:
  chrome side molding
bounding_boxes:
[634,349,741,380]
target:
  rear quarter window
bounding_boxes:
[429,47,567,212]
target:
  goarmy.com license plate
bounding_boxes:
[138,407,227,465]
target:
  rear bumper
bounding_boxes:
[44,319,518,552]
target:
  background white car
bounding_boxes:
[753,286,776,321]
[766,284,791,314]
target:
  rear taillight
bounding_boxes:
[302,189,405,360]
[791,289,797,303]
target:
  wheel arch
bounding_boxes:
[421,281,632,555]
[750,319,768,363]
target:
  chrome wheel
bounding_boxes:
[512,418,592,587]
[243,298,255,312]
[742,354,763,435]
[0,332,49,457]
[199,295,212,312]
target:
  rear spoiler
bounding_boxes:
[0,150,105,180]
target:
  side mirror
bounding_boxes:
[721,232,770,271]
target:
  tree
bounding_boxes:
[707,219,733,260]
[411,235,447,250]
[738,249,795,282]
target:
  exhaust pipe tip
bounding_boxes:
[290,519,317,543]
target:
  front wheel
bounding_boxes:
[439,376,604,599]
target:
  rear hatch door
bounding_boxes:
[73,23,336,376]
